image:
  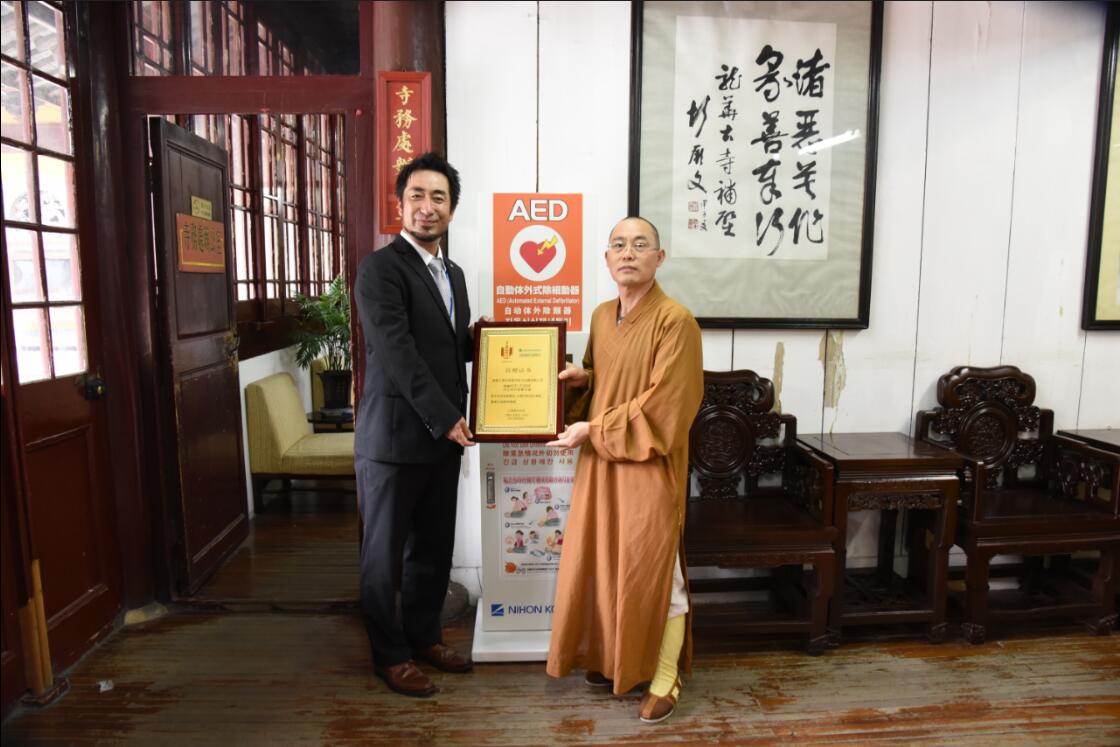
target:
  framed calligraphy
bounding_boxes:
[629,1,883,328]
[376,71,432,234]
[1082,3,1120,330]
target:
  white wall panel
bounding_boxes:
[701,330,733,371]
[1001,1,1104,429]
[539,1,631,323]
[829,1,931,435]
[733,330,825,426]
[1079,335,1120,428]
[446,0,538,319]
[911,1,1025,414]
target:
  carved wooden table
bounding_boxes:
[1057,429,1120,454]
[798,432,964,643]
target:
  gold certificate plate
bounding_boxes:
[470,321,565,442]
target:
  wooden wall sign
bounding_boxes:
[376,71,432,234]
[176,213,226,273]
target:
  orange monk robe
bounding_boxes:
[545,283,703,695]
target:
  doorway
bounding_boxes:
[124,0,370,606]
[144,111,358,606]
[191,489,359,609]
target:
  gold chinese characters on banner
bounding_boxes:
[176,213,225,273]
[378,71,432,234]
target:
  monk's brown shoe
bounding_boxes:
[374,661,438,698]
[638,677,681,724]
[584,671,613,688]
[416,643,473,673]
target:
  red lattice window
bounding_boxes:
[131,0,176,76]
[124,1,348,324]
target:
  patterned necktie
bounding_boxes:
[428,255,453,318]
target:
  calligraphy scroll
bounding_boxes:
[1083,3,1120,330]
[672,17,836,261]
[632,1,882,327]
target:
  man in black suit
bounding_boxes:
[354,152,476,697]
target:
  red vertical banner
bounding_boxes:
[376,71,432,234]
[493,194,583,332]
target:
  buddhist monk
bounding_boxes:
[545,216,703,724]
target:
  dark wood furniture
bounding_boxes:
[798,432,962,643]
[916,365,1120,643]
[307,409,355,433]
[1058,429,1120,454]
[685,370,838,654]
[1057,430,1120,608]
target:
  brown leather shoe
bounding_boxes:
[638,677,681,724]
[374,661,437,697]
[416,643,473,673]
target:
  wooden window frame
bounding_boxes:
[2,0,89,383]
[123,0,370,358]
[305,114,341,297]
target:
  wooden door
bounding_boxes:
[149,119,248,596]
[2,374,29,711]
[0,0,120,679]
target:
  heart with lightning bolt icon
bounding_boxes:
[519,234,559,273]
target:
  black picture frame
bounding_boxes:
[628,1,883,329]
[1082,3,1120,331]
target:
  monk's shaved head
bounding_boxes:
[610,216,660,246]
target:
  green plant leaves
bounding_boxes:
[293,273,351,371]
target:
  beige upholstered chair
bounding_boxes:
[245,372,355,510]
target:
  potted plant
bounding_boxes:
[293,274,353,415]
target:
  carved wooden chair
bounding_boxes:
[684,370,838,654]
[916,365,1120,642]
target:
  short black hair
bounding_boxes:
[395,152,462,210]
[615,215,661,246]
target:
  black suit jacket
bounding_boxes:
[354,235,472,464]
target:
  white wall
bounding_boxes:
[446,0,1120,589]
[237,346,311,517]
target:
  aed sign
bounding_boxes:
[507,199,569,222]
[492,193,583,331]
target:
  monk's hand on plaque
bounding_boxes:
[547,421,589,449]
[558,362,589,389]
[445,417,476,447]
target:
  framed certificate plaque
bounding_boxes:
[470,321,566,442]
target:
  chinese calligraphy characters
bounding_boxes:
[672,17,836,261]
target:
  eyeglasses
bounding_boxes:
[607,239,659,254]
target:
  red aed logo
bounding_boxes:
[519,235,558,273]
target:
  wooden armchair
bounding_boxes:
[684,370,838,654]
[916,365,1120,642]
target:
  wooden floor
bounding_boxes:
[190,488,359,609]
[3,609,1118,745]
[4,498,1119,744]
